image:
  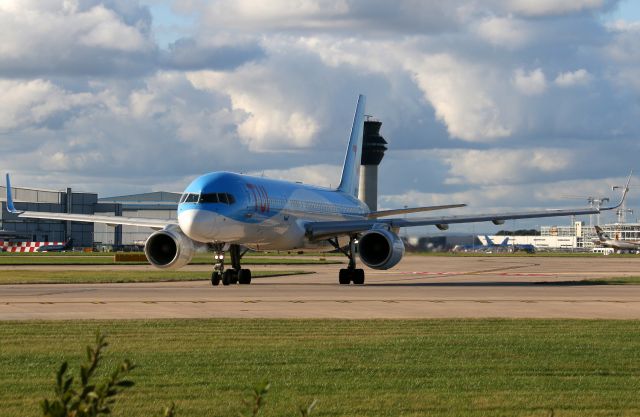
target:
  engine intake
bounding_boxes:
[144,226,195,269]
[358,229,405,270]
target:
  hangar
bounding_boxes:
[0,184,178,249]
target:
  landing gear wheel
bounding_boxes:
[238,269,252,285]
[352,269,365,285]
[230,270,239,284]
[339,269,351,285]
[211,271,221,286]
[222,269,234,286]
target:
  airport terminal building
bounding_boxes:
[0,184,179,249]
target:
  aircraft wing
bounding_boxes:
[367,204,466,218]
[306,207,603,240]
[306,172,631,241]
[4,174,177,229]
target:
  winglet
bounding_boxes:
[602,170,632,211]
[5,174,21,214]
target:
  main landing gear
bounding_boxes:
[210,243,252,286]
[329,236,365,285]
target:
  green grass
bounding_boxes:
[416,251,639,258]
[0,270,310,285]
[538,276,640,285]
[1,320,640,417]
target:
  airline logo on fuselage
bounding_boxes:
[246,183,270,213]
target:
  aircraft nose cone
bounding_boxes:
[178,209,216,242]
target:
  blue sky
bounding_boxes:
[1,0,640,233]
[609,0,640,20]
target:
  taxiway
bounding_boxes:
[2,255,640,320]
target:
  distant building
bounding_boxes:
[480,221,640,251]
[0,184,179,248]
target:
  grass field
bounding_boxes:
[0,270,309,284]
[1,320,640,417]
[539,276,640,285]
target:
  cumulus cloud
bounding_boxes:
[0,79,94,131]
[513,68,548,96]
[0,0,155,77]
[408,54,512,142]
[0,0,638,226]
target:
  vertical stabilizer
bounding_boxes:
[337,95,366,197]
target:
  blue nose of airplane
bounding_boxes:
[178,209,217,242]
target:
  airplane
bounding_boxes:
[484,235,510,248]
[452,235,509,253]
[593,226,640,253]
[36,239,73,252]
[3,95,631,286]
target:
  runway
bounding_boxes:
[2,255,640,320]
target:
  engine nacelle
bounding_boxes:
[144,226,195,269]
[358,229,405,270]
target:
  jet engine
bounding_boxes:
[144,226,195,269]
[358,229,405,270]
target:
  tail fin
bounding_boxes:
[594,226,607,240]
[5,174,21,214]
[484,235,494,246]
[500,237,509,245]
[337,95,366,197]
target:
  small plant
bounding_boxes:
[41,332,135,417]
[41,332,315,417]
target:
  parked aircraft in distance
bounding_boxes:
[453,236,535,253]
[4,95,631,285]
[593,226,640,253]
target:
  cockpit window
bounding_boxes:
[199,193,219,203]
[180,193,199,203]
[199,193,235,205]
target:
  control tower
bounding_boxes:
[358,119,388,211]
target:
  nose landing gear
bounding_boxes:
[210,243,251,286]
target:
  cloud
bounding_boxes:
[162,37,265,70]
[440,148,573,186]
[0,0,155,77]
[249,164,341,188]
[407,54,512,142]
[475,16,534,49]
[513,68,547,96]
[555,69,593,87]
[0,0,638,229]
[0,79,94,131]
[503,0,615,17]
